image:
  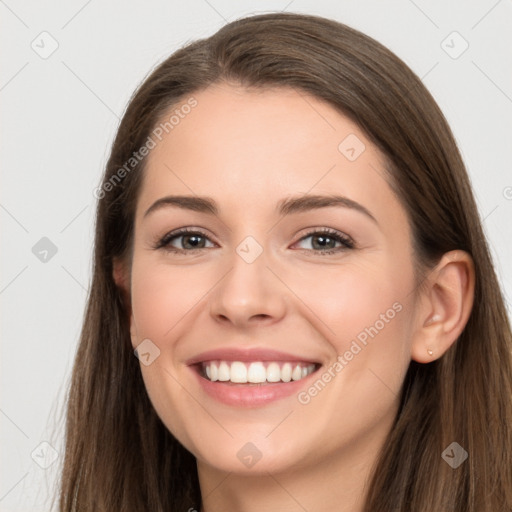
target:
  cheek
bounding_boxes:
[290,263,413,445]
[297,259,410,347]
[298,257,414,400]
[130,256,208,344]
[129,255,208,446]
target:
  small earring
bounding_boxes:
[427,348,434,356]
[425,314,441,326]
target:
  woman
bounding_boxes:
[56,12,512,512]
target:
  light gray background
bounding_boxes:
[1,1,511,510]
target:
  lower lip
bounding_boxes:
[190,365,319,407]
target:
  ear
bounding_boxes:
[410,250,475,363]
[113,256,130,302]
[113,257,137,346]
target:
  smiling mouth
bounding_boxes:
[197,360,320,384]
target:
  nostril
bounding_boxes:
[251,314,271,321]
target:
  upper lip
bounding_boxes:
[185,347,321,366]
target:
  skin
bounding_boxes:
[114,83,474,512]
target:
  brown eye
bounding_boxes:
[179,233,207,250]
[294,229,354,254]
[156,229,215,253]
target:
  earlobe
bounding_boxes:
[113,257,129,292]
[411,250,475,363]
[113,257,139,348]
[129,313,138,349]
[113,258,131,304]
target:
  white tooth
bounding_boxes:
[247,362,267,383]
[281,363,292,382]
[230,361,247,383]
[209,360,315,383]
[266,362,281,382]
[218,361,230,381]
[210,362,218,382]
[291,365,302,381]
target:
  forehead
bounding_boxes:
[137,83,406,230]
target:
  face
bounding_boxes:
[126,83,419,476]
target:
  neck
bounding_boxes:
[197,426,388,512]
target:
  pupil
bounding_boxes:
[184,234,204,249]
[313,235,334,250]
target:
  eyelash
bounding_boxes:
[153,227,355,256]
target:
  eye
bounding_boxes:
[293,228,354,255]
[154,227,354,255]
[154,228,215,253]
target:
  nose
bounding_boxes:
[209,244,287,329]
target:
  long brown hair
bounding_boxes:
[55,12,512,511]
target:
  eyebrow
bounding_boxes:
[143,194,378,224]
